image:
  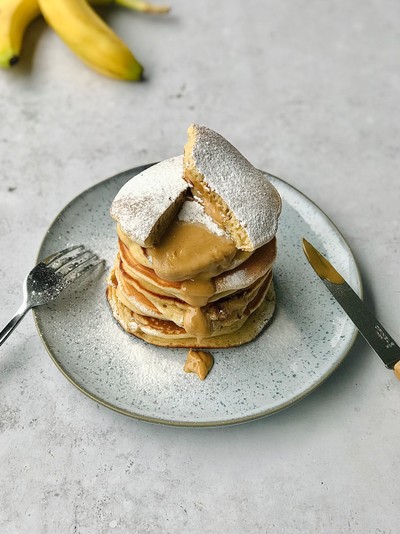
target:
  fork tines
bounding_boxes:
[43,245,104,283]
[64,254,104,284]
[43,245,85,267]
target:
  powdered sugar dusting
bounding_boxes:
[110,156,188,246]
[178,199,225,236]
[215,267,271,293]
[189,125,282,248]
[215,267,253,293]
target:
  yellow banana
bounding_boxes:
[39,0,144,80]
[0,0,169,72]
[0,0,40,68]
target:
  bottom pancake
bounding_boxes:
[106,281,276,349]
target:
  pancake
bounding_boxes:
[107,124,282,351]
[117,233,277,304]
[106,279,276,348]
[184,124,282,251]
[112,254,272,334]
[110,156,188,247]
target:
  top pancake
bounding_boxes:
[110,156,188,247]
[184,124,282,251]
[110,125,281,253]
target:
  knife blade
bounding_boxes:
[302,238,400,380]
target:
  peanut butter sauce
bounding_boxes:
[183,349,214,380]
[181,277,215,307]
[303,239,345,285]
[148,221,236,282]
[183,306,211,340]
[118,220,257,342]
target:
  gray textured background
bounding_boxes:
[1,0,400,532]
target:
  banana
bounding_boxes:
[0,0,40,68]
[0,0,169,73]
[115,0,169,13]
[38,0,144,80]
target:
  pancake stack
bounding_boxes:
[107,125,281,348]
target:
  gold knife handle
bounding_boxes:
[394,361,400,381]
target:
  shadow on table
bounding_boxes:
[9,18,47,77]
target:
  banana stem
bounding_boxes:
[115,0,170,13]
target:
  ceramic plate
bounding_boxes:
[33,164,362,427]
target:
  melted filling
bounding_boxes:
[146,221,238,341]
[147,221,236,282]
[181,277,215,307]
[183,349,214,380]
[117,224,252,287]
[183,306,211,340]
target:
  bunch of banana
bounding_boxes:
[0,0,169,79]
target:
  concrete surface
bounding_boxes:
[0,0,399,532]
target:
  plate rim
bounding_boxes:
[32,164,363,427]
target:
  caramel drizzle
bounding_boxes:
[148,220,237,342]
[148,220,237,282]
[183,349,214,380]
[183,306,211,341]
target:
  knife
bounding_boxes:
[302,238,400,380]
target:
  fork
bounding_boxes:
[0,245,105,347]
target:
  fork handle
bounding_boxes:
[0,303,31,347]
